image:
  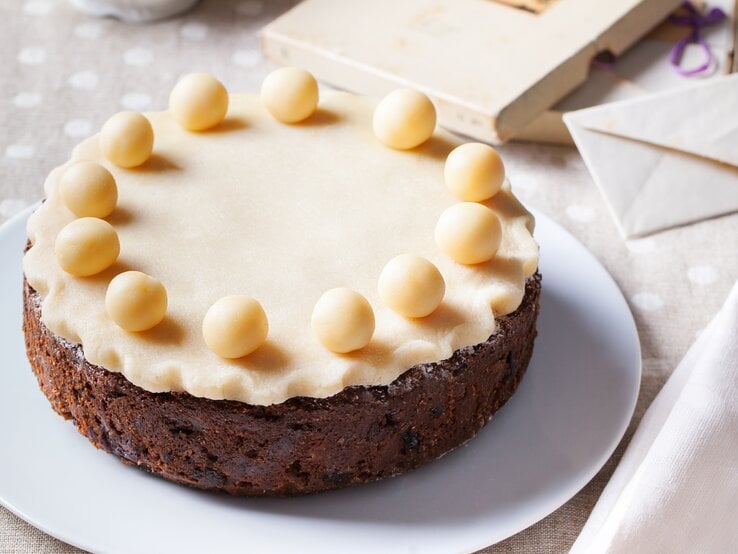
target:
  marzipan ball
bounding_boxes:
[105,271,168,332]
[373,89,436,150]
[435,203,502,265]
[261,67,319,124]
[59,161,118,218]
[445,143,505,202]
[311,288,375,353]
[54,217,120,277]
[202,295,269,359]
[169,73,229,131]
[100,111,154,168]
[378,254,445,318]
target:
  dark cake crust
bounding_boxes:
[23,273,541,496]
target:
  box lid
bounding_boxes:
[262,0,683,143]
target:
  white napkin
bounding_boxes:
[571,279,738,553]
[564,74,738,238]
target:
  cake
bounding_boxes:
[22,69,540,496]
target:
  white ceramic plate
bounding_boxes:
[0,206,640,554]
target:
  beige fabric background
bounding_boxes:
[1,0,736,552]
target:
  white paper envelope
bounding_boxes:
[564,74,738,238]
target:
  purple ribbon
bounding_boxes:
[669,2,727,77]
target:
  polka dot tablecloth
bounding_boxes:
[1,1,736,552]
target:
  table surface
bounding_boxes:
[1,1,736,552]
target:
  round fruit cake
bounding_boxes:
[22,69,540,496]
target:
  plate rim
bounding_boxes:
[0,202,641,553]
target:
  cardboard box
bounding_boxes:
[262,0,682,144]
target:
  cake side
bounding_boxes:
[24,273,540,496]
